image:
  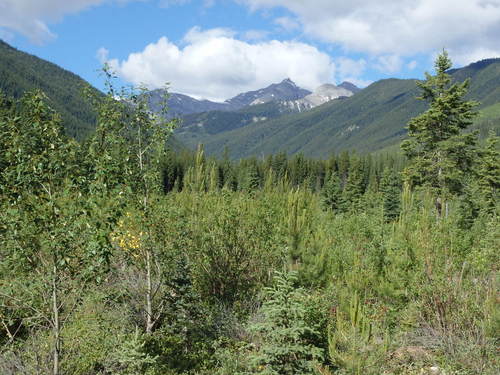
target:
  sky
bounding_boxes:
[1,0,499,102]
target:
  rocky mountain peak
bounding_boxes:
[281,78,297,86]
[231,79,310,107]
[339,81,361,93]
[281,81,360,112]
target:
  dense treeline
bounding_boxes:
[161,146,406,194]
[0,54,498,375]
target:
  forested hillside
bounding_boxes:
[0,40,99,140]
[176,100,297,149]
[179,58,500,158]
[0,52,498,375]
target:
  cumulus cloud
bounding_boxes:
[333,57,371,87]
[239,0,500,65]
[104,27,336,101]
[96,47,110,64]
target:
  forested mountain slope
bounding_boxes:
[175,101,297,149]
[0,40,185,149]
[182,58,500,158]
[0,40,99,140]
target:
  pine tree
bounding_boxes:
[110,328,157,375]
[401,51,478,215]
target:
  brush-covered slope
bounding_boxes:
[191,58,500,158]
[0,40,100,140]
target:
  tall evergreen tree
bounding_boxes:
[379,167,402,221]
[342,155,365,210]
[476,132,500,213]
[401,51,478,215]
[322,171,343,212]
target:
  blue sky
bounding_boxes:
[1,0,499,101]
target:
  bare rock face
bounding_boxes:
[302,83,354,106]
[283,82,359,112]
[242,78,311,106]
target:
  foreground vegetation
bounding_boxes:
[0,55,498,375]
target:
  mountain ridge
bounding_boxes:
[1,38,497,159]
[149,78,359,117]
[176,58,500,159]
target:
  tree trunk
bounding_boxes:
[145,249,153,334]
[435,197,442,218]
[52,264,60,375]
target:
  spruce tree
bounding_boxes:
[379,167,401,221]
[248,271,323,375]
[401,51,478,215]
[342,155,365,210]
[322,171,343,212]
[476,132,500,213]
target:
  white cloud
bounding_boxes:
[0,0,147,44]
[0,0,106,43]
[450,47,500,66]
[159,0,191,7]
[242,29,270,41]
[340,77,373,88]
[333,57,371,87]
[104,27,337,101]
[239,0,500,65]
[375,55,403,74]
[96,47,110,64]
[335,57,366,79]
[0,28,15,42]
[274,16,300,32]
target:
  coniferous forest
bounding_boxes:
[0,53,498,375]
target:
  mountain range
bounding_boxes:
[1,38,498,158]
[173,59,500,158]
[147,78,358,117]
